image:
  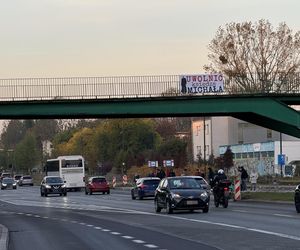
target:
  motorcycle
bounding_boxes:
[213,179,231,208]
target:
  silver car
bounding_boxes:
[19,175,34,186]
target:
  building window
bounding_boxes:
[196,125,201,136]
[206,145,210,156]
[196,146,201,156]
[205,124,209,135]
[267,129,272,139]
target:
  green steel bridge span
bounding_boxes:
[0,75,300,138]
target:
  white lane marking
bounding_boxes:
[122,236,134,239]
[94,227,102,230]
[34,215,40,218]
[86,224,94,227]
[102,229,110,232]
[79,222,86,225]
[17,212,24,215]
[43,216,49,219]
[25,214,33,216]
[144,244,158,248]
[273,214,294,218]
[110,232,121,235]
[133,240,145,244]
[232,209,248,213]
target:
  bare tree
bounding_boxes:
[205,19,300,93]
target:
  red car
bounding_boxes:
[85,176,110,195]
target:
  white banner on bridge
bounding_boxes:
[179,74,224,94]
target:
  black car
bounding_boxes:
[154,176,210,214]
[1,177,17,190]
[295,184,300,213]
[40,176,67,197]
[131,177,161,200]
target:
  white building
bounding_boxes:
[192,116,300,175]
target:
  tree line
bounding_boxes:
[0,118,191,175]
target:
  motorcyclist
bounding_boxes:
[212,169,228,199]
[212,169,227,187]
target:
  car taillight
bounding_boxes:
[139,184,148,189]
[224,187,229,191]
[83,177,85,182]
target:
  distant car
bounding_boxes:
[131,177,161,200]
[85,176,110,195]
[40,176,67,197]
[14,175,22,184]
[19,175,34,186]
[1,177,17,190]
[0,173,11,181]
[295,184,300,213]
[154,176,210,214]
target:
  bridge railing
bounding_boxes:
[0,74,299,101]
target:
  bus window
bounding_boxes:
[45,160,59,172]
[62,160,83,168]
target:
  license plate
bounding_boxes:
[186,200,198,205]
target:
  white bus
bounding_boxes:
[45,155,85,191]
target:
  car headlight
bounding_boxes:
[13,183,17,186]
[45,185,51,189]
[171,193,181,198]
[200,192,208,200]
[2,184,7,187]
[61,184,66,188]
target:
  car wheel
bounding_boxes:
[131,190,136,200]
[203,206,209,213]
[85,188,88,195]
[31,184,34,186]
[44,192,48,197]
[64,192,67,196]
[107,190,110,194]
[102,191,105,194]
[166,201,173,214]
[89,190,93,195]
[223,197,229,208]
[40,190,44,197]
[60,193,62,196]
[214,195,219,208]
[189,209,194,213]
[138,195,143,200]
[155,199,161,213]
[295,202,300,213]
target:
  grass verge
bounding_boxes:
[241,192,294,202]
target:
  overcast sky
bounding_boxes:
[0,0,299,78]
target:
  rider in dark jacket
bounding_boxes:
[212,169,227,187]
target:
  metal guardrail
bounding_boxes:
[0,74,299,101]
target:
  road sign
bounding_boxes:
[278,154,286,165]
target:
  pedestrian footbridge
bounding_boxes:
[0,75,300,138]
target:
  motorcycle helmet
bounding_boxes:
[218,169,224,175]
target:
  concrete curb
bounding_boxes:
[0,224,8,250]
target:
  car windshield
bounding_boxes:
[143,179,160,185]
[23,176,32,179]
[92,178,106,183]
[46,177,63,183]
[2,178,14,184]
[169,178,201,189]
[2,174,10,178]
[194,178,207,186]
[14,176,22,180]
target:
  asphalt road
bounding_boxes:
[0,186,300,250]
